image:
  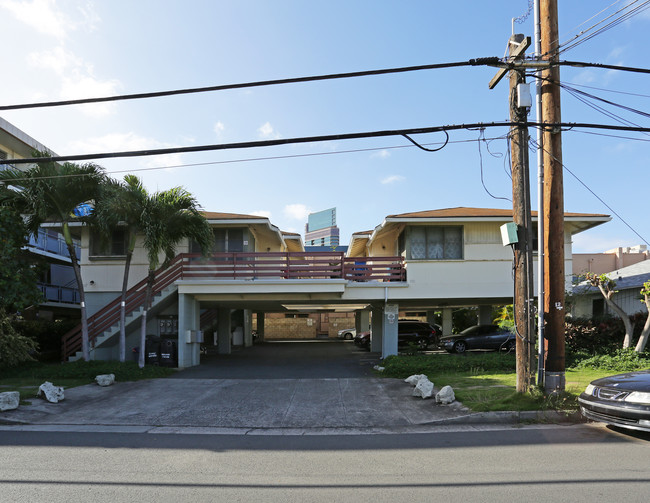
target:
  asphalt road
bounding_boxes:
[0,424,648,502]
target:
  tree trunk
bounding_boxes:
[119,248,133,363]
[139,269,155,369]
[599,285,633,349]
[63,223,89,361]
[635,295,650,353]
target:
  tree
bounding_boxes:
[584,273,633,349]
[91,175,148,362]
[0,158,106,361]
[0,206,43,313]
[636,281,650,353]
[138,187,213,368]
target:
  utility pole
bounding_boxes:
[490,34,535,392]
[540,0,565,392]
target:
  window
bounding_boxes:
[90,229,127,257]
[192,228,250,254]
[407,226,463,260]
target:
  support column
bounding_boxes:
[442,308,453,335]
[382,303,399,358]
[256,312,265,342]
[217,307,232,355]
[178,293,201,368]
[355,310,370,335]
[478,305,493,325]
[371,306,383,352]
[243,309,253,347]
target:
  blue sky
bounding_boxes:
[1,0,649,252]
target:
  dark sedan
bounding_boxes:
[353,331,371,350]
[578,370,650,433]
[439,324,515,353]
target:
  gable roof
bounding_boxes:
[386,206,609,220]
[575,260,650,294]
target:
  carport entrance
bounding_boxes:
[170,340,380,379]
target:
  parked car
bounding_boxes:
[354,331,371,350]
[337,328,356,340]
[398,320,441,349]
[578,370,650,433]
[439,324,515,353]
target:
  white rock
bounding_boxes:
[95,374,115,386]
[0,391,20,411]
[37,382,65,403]
[412,378,434,399]
[435,385,456,404]
[405,374,427,386]
[373,365,385,372]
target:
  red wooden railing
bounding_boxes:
[61,252,405,360]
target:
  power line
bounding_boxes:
[4,121,650,165]
[0,59,493,112]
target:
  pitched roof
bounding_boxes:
[201,211,269,220]
[386,207,609,219]
[576,260,650,293]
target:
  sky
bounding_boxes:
[1,0,649,252]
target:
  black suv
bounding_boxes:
[398,320,441,349]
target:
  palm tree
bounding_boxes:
[0,157,106,361]
[137,186,213,368]
[90,175,147,362]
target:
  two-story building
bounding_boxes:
[60,206,610,367]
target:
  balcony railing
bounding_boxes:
[28,229,81,260]
[180,252,406,282]
[38,282,80,304]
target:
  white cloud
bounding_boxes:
[258,121,280,139]
[283,203,311,221]
[371,149,391,159]
[0,0,99,39]
[214,121,225,136]
[28,45,121,116]
[251,210,272,219]
[381,175,405,184]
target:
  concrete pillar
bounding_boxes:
[382,303,399,358]
[479,305,493,325]
[217,307,231,354]
[178,293,200,368]
[243,309,253,347]
[256,312,265,342]
[355,310,370,334]
[371,306,383,352]
[442,308,453,335]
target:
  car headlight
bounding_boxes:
[584,384,595,395]
[624,391,650,404]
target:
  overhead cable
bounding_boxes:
[4,121,650,165]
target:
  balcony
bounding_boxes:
[179,252,406,282]
[28,229,81,260]
[38,282,80,305]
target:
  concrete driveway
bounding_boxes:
[1,341,473,432]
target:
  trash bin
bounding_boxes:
[145,335,161,365]
[159,338,177,367]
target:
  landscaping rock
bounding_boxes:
[373,365,385,372]
[37,382,65,403]
[412,377,434,399]
[95,374,115,386]
[0,391,20,411]
[435,385,455,404]
[405,374,427,386]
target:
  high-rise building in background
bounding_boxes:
[305,207,340,247]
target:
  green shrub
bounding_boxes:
[571,348,650,372]
[565,314,647,358]
[14,318,78,361]
[380,352,516,378]
[0,310,38,368]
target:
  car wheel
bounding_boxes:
[417,338,429,350]
[453,341,467,353]
[344,332,353,340]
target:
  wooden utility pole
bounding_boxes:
[490,34,535,392]
[509,35,536,393]
[540,0,565,392]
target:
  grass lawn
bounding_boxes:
[0,360,176,402]
[380,351,646,413]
